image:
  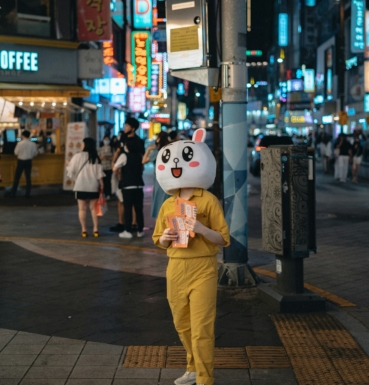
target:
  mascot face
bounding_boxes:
[156,128,216,195]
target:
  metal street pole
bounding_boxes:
[218,0,257,286]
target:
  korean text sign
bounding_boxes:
[132,31,151,89]
[78,0,112,42]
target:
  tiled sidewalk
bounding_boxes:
[0,328,297,385]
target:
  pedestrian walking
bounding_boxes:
[336,134,352,183]
[142,131,170,218]
[8,130,38,197]
[98,135,113,199]
[67,138,105,238]
[351,136,363,183]
[153,129,230,385]
[113,139,145,239]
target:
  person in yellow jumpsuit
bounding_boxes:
[152,128,230,385]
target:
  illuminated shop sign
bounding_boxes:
[0,50,38,71]
[364,94,369,112]
[246,50,263,56]
[322,115,333,124]
[278,13,289,47]
[132,31,151,89]
[134,0,153,29]
[351,0,365,53]
[287,79,304,92]
[304,69,315,93]
[128,87,146,112]
[365,11,369,59]
[103,40,117,67]
[346,56,358,70]
[146,62,163,99]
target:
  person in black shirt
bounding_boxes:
[109,118,145,233]
[113,140,145,239]
[337,134,352,183]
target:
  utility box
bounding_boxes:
[260,145,316,259]
[258,145,323,312]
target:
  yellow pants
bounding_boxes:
[167,256,218,385]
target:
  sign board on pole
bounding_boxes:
[63,122,87,191]
[166,0,207,70]
[209,87,222,103]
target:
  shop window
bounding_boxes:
[17,0,51,38]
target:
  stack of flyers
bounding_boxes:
[175,197,197,238]
[166,215,190,248]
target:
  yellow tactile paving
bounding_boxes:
[253,267,356,307]
[246,346,290,368]
[271,313,369,385]
[123,346,295,369]
[123,345,167,368]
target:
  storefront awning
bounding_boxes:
[0,84,90,98]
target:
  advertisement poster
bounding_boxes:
[63,122,87,191]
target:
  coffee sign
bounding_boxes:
[0,50,38,72]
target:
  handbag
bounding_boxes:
[95,193,108,216]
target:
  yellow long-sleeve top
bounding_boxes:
[152,188,230,258]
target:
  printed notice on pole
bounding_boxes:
[172,1,195,10]
[170,26,199,53]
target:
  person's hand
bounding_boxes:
[65,160,70,166]
[160,228,178,242]
[184,217,206,235]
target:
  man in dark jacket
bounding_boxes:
[113,139,145,239]
[109,118,145,233]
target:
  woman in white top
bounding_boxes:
[67,138,105,238]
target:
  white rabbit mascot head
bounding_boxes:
[156,128,216,195]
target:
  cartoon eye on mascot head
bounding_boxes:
[156,128,216,194]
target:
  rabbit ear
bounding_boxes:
[192,128,206,143]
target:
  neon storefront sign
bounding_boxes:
[132,31,151,89]
[0,50,38,71]
[133,0,153,29]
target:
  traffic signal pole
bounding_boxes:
[218,0,257,286]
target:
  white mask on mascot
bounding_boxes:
[156,128,216,195]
